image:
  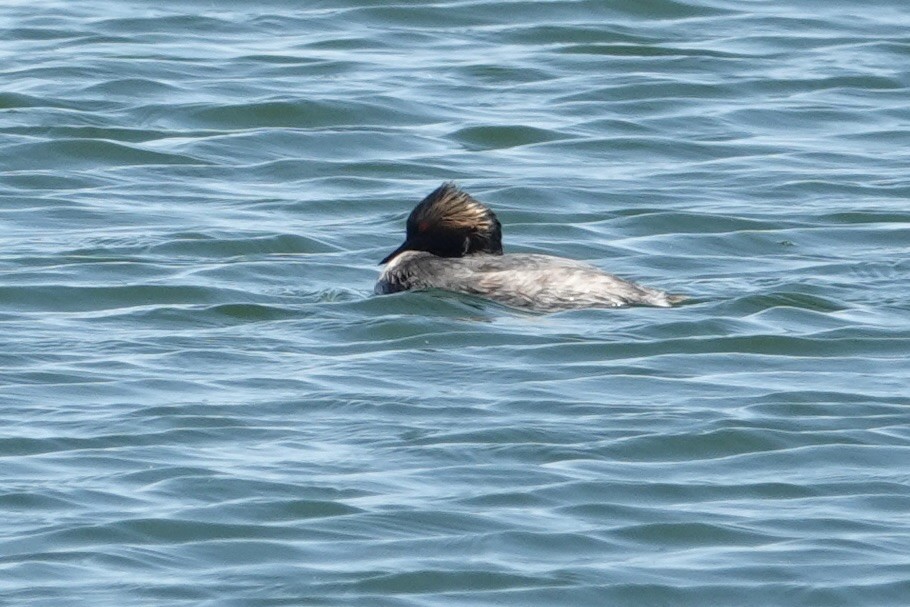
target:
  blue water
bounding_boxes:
[2,1,910,605]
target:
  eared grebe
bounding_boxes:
[376,183,686,312]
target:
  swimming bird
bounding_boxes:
[376,183,685,312]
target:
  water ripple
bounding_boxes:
[3,1,910,606]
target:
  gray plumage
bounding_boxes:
[377,251,682,312]
[376,183,686,312]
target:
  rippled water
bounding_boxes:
[3,1,910,605]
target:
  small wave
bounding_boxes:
[1,139,203,171]
[449,125,571,150]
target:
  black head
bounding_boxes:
[380,182,503,265]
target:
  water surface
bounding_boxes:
[2,1,909,605]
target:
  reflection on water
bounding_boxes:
[2,1,909,605]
